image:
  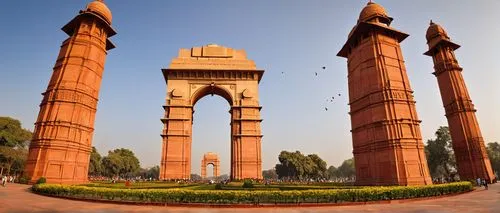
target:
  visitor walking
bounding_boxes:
[476,177,481,187]
[1,175,6,187]
[483,179,489,190]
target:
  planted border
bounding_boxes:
[32,182,472,205]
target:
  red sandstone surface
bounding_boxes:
[337,2,432,185]
[425,22,496,182]
[0,183,498,212]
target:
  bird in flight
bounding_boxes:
[315,72,318,76]
[322,66,326,70]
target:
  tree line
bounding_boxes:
[265,126,500,181]
[263,150,355,181]
[424,126,500,180]
[89,146,159,180]
[89,147,144,179]
[0,117,159,179]
[1,117,500,181]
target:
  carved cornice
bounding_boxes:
[353,139,425,152]
[41,89,98,110]
[444,99,476,116]
[162,68,264,83]
[350,118,421,133]
[160,117,191,124]
[432,60,462,76]
[34,120,94,132]
[349,88,416,114]
[29,139,93,152]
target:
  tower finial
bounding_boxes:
[430,19,434,25]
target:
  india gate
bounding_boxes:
[201,152,221,179]
[24,0,494,185]
[159,44,264,180]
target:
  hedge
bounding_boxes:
[32,181,472,204]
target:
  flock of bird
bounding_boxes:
[281,66,343,112]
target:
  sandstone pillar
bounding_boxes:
[24,0,116,184]
[231,100,263,179]
[424,21,495,182]
[159,101,193,180]
[337,2,432,185]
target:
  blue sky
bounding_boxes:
[1,1,499,176]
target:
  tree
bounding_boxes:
[102,152,122,177]
[327,165,337,179]
[262,168,278,179]
[0,146,28,175]
[0,117,32,148]
[307,154,327,179]
[486,142,500,178]
[275,151,328,180]
[88,147,103,176]
[425,126,456,178]
[336,158,355,178]
[0,117,32,175]
[217,174,229,180]
[191,173,202,181]
[139,165,159,179]
[102,148,140,178]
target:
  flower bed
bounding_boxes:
[32,181,472,205]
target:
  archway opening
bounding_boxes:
[206,163,214,180]
[192,91,230,181]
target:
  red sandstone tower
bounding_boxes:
[337,2,432,185]
[424,22,495,182]
[24,0,116,184]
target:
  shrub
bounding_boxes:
[18,176,29,184]
[36,177,47,184]
[215,183,223,190]
[242,180,254,188]
[32,181,472,204]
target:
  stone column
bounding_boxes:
[230,98,263,180]
[201,159,207,179]
[160,99,192,180]
[337,2,431,185]
[214,159,221,178]
[424,21,495,182]
[24,0,116,184]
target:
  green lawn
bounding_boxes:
[82,181,359,191]
[33,181,474,204]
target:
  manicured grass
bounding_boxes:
[32,182,473,205]
[82,181,359,191]
[81,182,200,189]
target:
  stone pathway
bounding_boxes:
[0,183,498,213]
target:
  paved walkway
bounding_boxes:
[0,183,498,213]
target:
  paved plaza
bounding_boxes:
[0,183,498,213]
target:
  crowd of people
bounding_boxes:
[476,177,494,190]
[1,175,17,186]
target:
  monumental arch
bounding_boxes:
[424,22,495,182]
[201,152,221,179]
[160,44,264,180]
[24,0,116,184]
[337,2,432,185]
